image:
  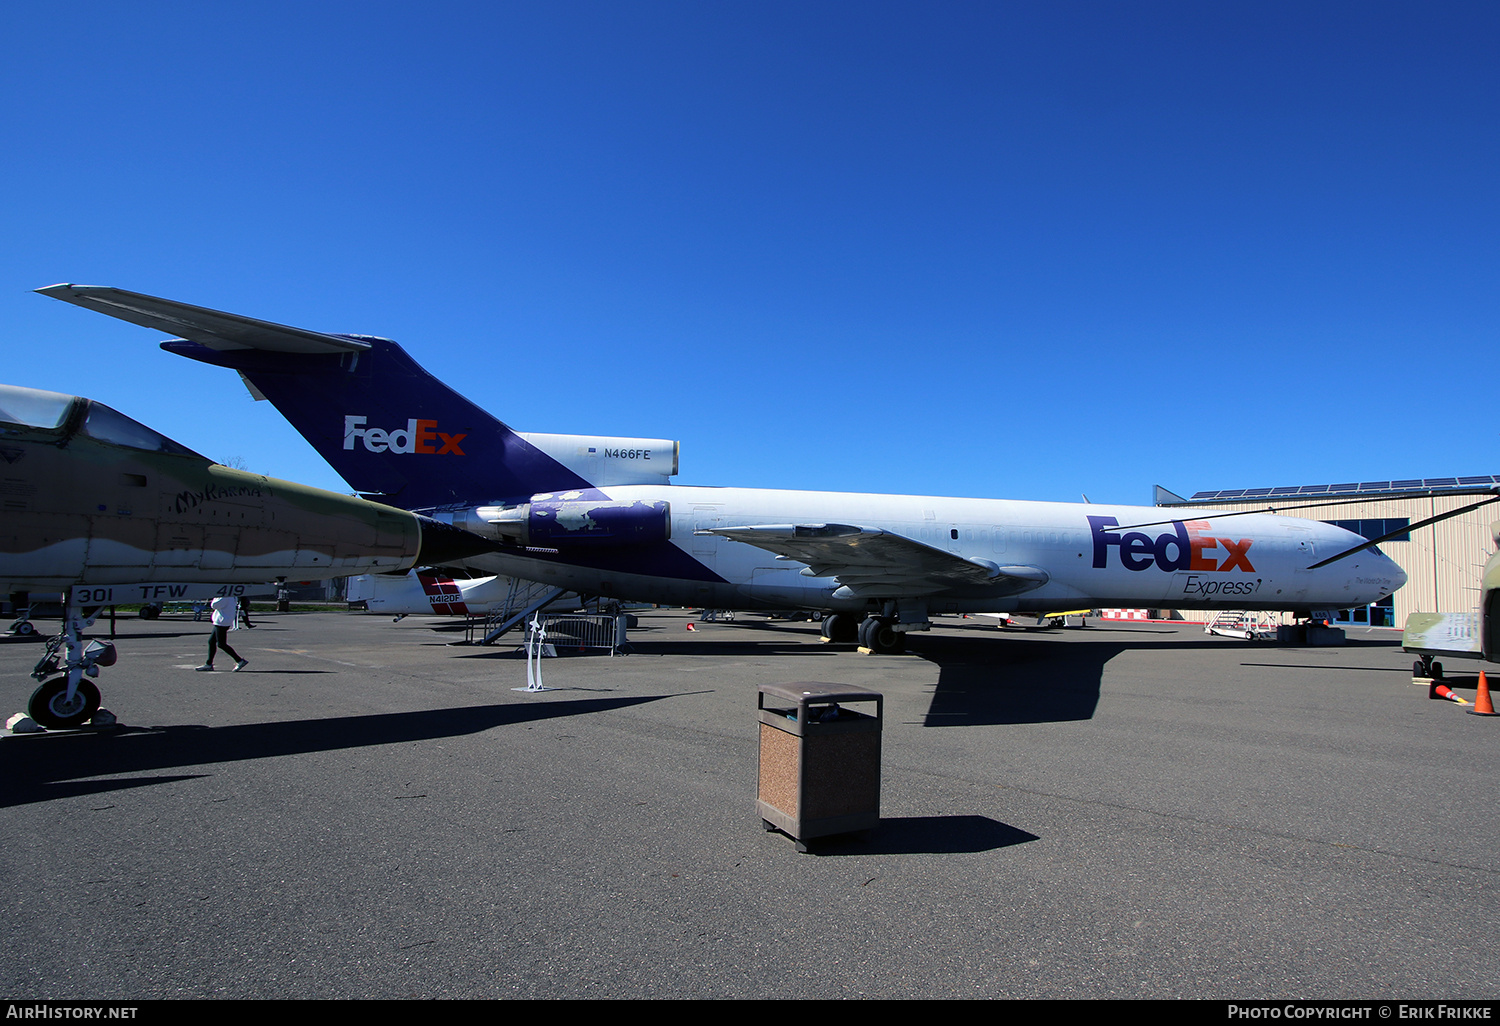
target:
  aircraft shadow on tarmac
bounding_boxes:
[910,627,1403,727]
[790,816,1039,857]
[907,629,1406,727]
[610,640,846,658]
[626,617,1128,726]
[0,695,674,809]
[906,633,1129,727]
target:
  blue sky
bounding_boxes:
[2,1,1495,505]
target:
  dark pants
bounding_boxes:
[207,626,243,666]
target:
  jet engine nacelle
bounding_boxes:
[462,498,672,548]
[520,433,679,487]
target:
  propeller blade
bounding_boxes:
[1305,494,1500,570]
[1114,488,1500,535]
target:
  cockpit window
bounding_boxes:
[0,384,75,430]
[81,401,204,458]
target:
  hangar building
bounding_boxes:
[1154,476,1499,628]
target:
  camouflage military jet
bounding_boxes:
[1401,521,1500,680]
[0,383,491,728]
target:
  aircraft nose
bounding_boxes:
[1317,523,1407,600]
[1354,545,1407,602]
[1385,552,1409,592]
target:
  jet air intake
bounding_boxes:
[465,499,671,548]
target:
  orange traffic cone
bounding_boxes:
[1468,670,1498,717]
[1430,680,1470,704]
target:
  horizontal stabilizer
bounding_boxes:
[36,284,371,355]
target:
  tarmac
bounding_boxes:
[1,609,1497,999]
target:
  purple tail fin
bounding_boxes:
[164,337,592,510]
[35,284,593,511]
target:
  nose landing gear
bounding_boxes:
[28,676,102,729]
[23,601,114,729]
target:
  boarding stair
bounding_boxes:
[1204,610,1277,640]
[474,580,571,645]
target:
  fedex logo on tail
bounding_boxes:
[343,416,466,455]
[1088,516,1254,573]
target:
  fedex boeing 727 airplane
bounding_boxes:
[41,285,1408,653]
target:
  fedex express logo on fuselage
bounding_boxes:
[343,416,466,455]
[1088,516,1255,573]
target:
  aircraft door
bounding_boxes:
[689,504,723,571]
[956,526,989,554]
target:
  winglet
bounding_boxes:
[36,284,371,355]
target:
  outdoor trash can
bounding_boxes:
[757,682,882,851]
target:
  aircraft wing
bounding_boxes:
[36,284,370,355]
[701,524,1049,597]
[1402,612,1484,660]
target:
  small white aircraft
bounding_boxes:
[40,285,1410,653]
[348,570,578,620]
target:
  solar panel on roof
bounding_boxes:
[1173,475,1500,505]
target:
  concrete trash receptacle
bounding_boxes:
[757,682,882,852]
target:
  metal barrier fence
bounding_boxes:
[525,613,625,656]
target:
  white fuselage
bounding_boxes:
[347,570,579,617]
[454,485,1407,615]
[348,572,514,615]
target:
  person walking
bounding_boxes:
[195,595,248,672]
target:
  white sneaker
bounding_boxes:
[233,659,248,672]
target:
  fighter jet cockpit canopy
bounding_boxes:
[0,384,73,430]
[0,383,205,459]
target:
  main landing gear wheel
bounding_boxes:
[1413,656,1444,680]
[821,613,860,644]
[858,617,905,654]
[28,676,102,729]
